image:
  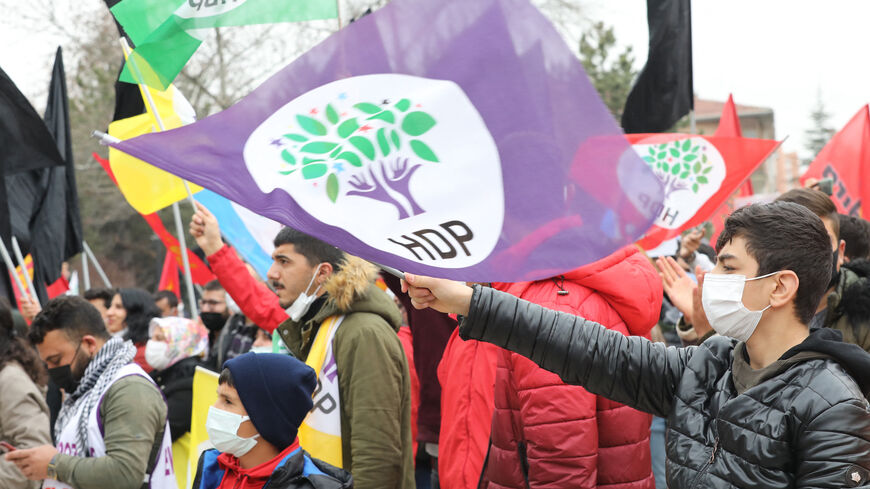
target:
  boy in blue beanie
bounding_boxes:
[192,352,352,489]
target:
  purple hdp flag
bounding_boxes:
[111,0,664,282]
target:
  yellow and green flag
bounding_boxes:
[111,0,339,89]
[108,80,203,214]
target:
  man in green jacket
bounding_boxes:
[6,296,171,489]
[263,227,414,489]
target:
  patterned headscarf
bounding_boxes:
[148,317,209,368]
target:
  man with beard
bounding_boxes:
[5,296,174,489]
[776,188,870,352]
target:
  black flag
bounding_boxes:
[31,47,84,299]
[0,62,67,302]
[621,0,693,133]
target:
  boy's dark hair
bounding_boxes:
[273,227,344,270]
[83,287,114,310]
[153,290,179,308]
[29,295,109,345]
[775,188,839,240]
[118,288,161,345]
[218,368,234,388]
[0,297,47,386]
[716,202,832,325]
[203,280,224,293]
[838,214,870,261]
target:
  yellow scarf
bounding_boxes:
[298,315,344,467]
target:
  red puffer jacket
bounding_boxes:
[482,246,661,489]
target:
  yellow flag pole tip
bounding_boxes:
[92,130,121,145]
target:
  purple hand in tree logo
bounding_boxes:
[273,97,439,220]
[641,139,714,198]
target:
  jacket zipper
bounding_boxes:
[689,436,719,489]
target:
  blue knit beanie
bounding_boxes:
[224,352,316,449]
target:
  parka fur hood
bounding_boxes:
[322,254,381,312]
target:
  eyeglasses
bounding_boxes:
[199,299,225,307]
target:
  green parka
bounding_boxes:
[275,256,415,489]
[822,260,870,352]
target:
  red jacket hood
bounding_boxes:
[494,246,662,336]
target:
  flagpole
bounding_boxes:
[81,246,91,292]
[0,240,28,304]
[119,38,198,318]
[172,201,199,318]
[10,237,39,305]
[336,0,343,28]
[82,241,112,288]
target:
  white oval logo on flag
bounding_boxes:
[632,136,726,229]
[176,0,248,19]
[243,74,504,268]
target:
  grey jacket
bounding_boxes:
[0,361,51,489]
[460,285,870,489]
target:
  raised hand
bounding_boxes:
[656,256,696,320]
[189,201,224,256]
[691,266,713,338]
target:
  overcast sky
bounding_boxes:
[1,0,868,160]
[583,0,870,159]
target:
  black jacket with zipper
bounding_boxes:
[460,285,870,489]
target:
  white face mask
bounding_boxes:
[144,340,172,371]
[701,271,778,342]
[205,406,260,457]
[285,265,323,322]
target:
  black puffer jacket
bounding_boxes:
[460,286,870,489]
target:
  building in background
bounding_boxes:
[693,97,796,194]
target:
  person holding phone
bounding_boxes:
[0,298,51,489]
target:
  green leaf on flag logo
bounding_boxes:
[338,119,359,138]
[300,142,339,154]
[327,173,340,202]
[377,128,391,157]
[326,104,339,124]
[354,103,381,114]
[410,139,439,162]
[302,163,328,179]
[402,112,436,136]
[350,136,376,160]
[296,115,327,136]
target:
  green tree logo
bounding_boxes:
[273,96,439,220]
[641,139,714,197]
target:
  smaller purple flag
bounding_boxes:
[111,0,663,282]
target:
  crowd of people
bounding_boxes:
[0,186,869,489]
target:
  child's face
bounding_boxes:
[712,236,773,312]
[215,382,258,438]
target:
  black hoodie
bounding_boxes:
[734,327,870,397]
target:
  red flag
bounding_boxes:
[708,95,756,243]
[157,251,181,299]
[46,276,70,298]
[801,105,869,217]
[630,134,779,251]
[94,153,216,284]
[714,94,743,138]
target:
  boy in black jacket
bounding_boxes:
[404,202,870,489]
